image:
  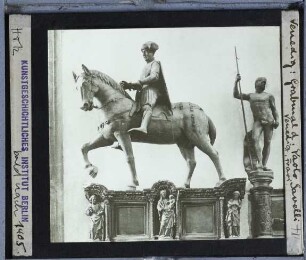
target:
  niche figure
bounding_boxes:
[85,194,106,241]
[225,191,241,238]
[157,190,176,238]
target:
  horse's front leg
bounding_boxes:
[114,131,139,189]
[81,134,114,178]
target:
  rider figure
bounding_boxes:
[234,74,279,171]
[120,41,171,134]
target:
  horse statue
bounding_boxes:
[73,64,226,189]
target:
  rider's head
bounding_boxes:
[255,77,267,93]
[141,41,159,63]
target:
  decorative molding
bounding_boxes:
[83,179,247,241]
[219,178,247,199]
[84,183,108,201]
[149,180,177,194]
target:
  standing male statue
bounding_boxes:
[233,74,279,171]
[120,41,171,134]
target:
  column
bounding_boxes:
[148,197,154,239]
[249,170,273,238]
[104,199,111,241]
[219,196,225,239]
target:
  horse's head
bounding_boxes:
[73,64,99,111]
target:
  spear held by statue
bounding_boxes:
[234,47,254,171]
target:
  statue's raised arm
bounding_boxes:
[233,74,250,101]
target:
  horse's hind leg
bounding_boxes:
[81,134,114,178]
[114,131,139,189]
[195,137,226,183]
[177,144,196,188]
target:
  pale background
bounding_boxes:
[49,27,283,241]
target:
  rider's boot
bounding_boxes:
[128,107,152,134]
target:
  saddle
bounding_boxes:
[129,103,172,121]
[97,104,173,132]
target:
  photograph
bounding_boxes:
[48,26,285,243]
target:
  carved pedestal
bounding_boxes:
[249,170,273,238]
[83,179,246,241]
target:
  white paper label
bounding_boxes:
[281,10,304,256]
[9,14,33,257]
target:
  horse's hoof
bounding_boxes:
[184,183,190,189]
[134,179,139,186]
[127,185,137,191]
[215,178,226,187]
[86,165,98,178]
[90,172,98,178]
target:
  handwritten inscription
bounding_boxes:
[12,151,26,254]
[14,221,26,254]
[13,151,22,218]
[12,148,30,255]
[13,150,22,176]
[282,18,302,239]
[11,28,23,56]
[291,223,302,236]
[283,19,298,69]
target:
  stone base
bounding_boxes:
[84,179,247,241]
[158,236,174,240]
[248,170,273,187]
[248,170,274,238]
[255,235,273,239]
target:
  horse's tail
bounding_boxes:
[208,116,216,145]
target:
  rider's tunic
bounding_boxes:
[249,92,274,126]
[135,60,171,112]
[136,60,161,111]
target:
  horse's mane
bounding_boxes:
[90,70,133,100]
